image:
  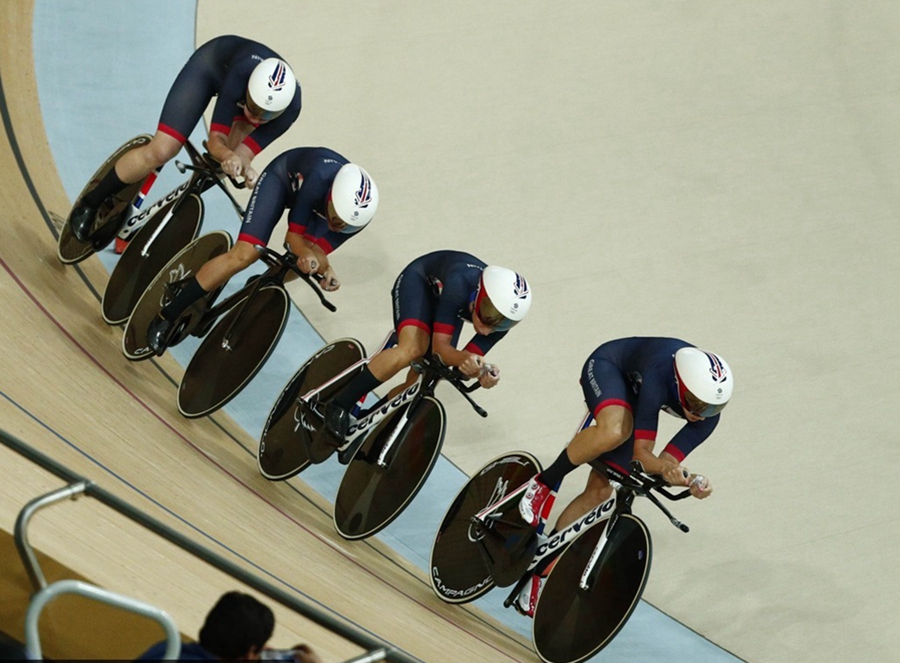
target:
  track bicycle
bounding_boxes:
[100,140,246,325]
[258,338,490,540]
[122,241,335,418]
[430,435,692,663]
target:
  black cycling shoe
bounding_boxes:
[69,204,98,242]
[324,401,350,440]
[147,314,174,356]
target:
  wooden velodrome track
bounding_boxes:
[3,1,900,662]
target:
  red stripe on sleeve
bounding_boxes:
[662,444,686,462]
[634,429,658,442]
[209,122,231,136]
[242,136,262,155]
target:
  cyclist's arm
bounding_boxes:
[432,331,484,377]
[285,230,325,275]
[633,439,688,485]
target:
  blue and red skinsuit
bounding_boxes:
[580,337,720,473]
[391,250,508,356]
[237,147,360,252]
[158,35,301,155]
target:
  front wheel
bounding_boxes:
[532,513,652,663]
[333,395,446,540]
[257,338,366,481]
[430,452,541,604]
[57,134,152,265]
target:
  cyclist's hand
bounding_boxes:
[321,266,340,292]
[478,363,500,389]
[662,463,690,487]
[243,165,259,188]
[221,155,243,180]
[296,253,319,275]
[689,474,712,499]
[459,353,485,378]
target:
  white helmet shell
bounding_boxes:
[674,347,733,416]
[330,164,379,232]
[475,266,532,331]
[247,58,296,118]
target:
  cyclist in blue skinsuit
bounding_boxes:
[515,337,734,616]
[323,249,533,439]
[146,146,378,354]
[71,35,301,242]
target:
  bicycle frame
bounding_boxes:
[294,337,486,466]
[118,142,245,249]
[194,245,334,350]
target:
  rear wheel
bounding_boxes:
[122,231,231,360]
[334,396,446,540]
[430,452,540,604]
[57,135,152,264]
[257,339,366,480]
[532,513,652,663]
[177,283,290,418]
[102,193,203,325]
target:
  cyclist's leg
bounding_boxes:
[552,466,614,533]
[147,241,259,354]
[521,352,634,527]
[122,231,231,360]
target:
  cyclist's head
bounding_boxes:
[473,266,532,332]
[673,347,733,418]
[327,164,379,234]
[245,58,296,122]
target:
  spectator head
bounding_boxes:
[198,592,275,659]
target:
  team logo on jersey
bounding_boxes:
[267,61,288,91]
[704,351,728,383]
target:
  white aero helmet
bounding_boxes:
[673,347,733,418]
[246,58,296,121]
[329,163,379,233]
[474,266,532,332]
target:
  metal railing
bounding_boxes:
[1,428,421,663]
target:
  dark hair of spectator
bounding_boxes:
[198,591,275,659]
